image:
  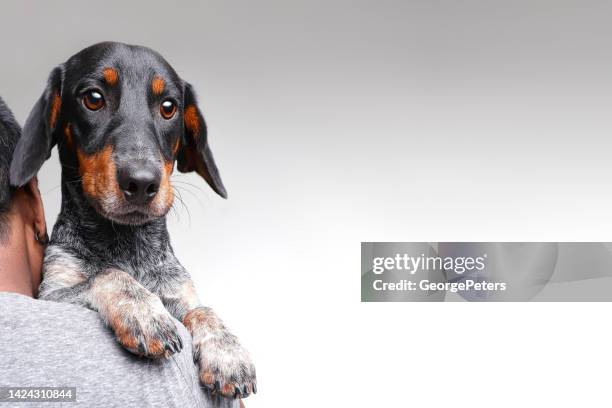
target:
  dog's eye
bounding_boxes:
[160,100,176,120]
[83,90,105,111]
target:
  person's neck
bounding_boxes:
[0,218,35,297]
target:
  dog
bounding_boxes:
[9,42,256,399]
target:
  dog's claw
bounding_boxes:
[167,338,179,354]
[138,343,146,354]
[174,337,183,353]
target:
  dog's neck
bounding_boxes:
[53,172,172,268]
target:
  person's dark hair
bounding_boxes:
[0,97,21,240]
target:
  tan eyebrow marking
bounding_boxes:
[151,76,165,95]
[103,68,119,86]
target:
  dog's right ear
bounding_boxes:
[10,65,64,187]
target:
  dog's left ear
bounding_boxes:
[10,65,64,187]
[177,83,227,198]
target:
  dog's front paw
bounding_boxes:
[108,295,183,359]
[195,333,257,399]
[184,308,257,399]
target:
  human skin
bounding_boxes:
[0,177,47,297]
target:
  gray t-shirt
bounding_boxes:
[0,292,239,408]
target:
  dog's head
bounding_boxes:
[10,42,226,225]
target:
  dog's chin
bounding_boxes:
[104,210,158,226]
[96,204,169,226]
[82,191,172,226]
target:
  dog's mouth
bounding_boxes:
[92,201,170,226]
[107,210,155,225]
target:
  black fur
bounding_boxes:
[0,97,21,238]
[9,67,62,187]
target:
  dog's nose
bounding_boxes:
[118,167,160,204]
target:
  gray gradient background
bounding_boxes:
[2,1,612,407]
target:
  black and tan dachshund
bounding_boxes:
[9,42,256,399]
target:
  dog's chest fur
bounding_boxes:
[42,181,185,297]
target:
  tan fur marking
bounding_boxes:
[171,136,180,156]
[77,145,121,202]
[184,105,200,135]
[221,383,235,396]
[151,76,165,95]
[147,339,165,356]
[64,123,73,150]
[183,307,219,332]
[162,161,174,207]
[109,315,139,350]
[49,93,61,129]
[96,275,129,341]
[201,372,215,385]
[151,160,174,215]
[181,108,214,181]
[103,67,119,86]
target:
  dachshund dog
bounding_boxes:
[9,42,256,399]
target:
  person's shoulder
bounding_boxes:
[0,291,118,335]
[0,290,100,318]
[0,292,234,408]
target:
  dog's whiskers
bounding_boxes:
[171,178,209,195]
[170,180,209,211]
[171,186,191,226]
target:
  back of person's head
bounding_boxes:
[0,97,21,239]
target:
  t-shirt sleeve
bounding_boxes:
[0,292,240,408]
